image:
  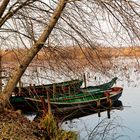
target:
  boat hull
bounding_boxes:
[52,100,123,121]
[23,87,123,118]
[13,79,83,97]
[50,87,122,116]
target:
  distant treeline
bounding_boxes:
[1,46,140,63]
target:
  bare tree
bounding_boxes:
[0,0,140,112]
[0,0,67,111]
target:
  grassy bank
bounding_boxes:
[0,109,77,140]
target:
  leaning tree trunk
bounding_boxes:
[0,0,68,111]
[0,0,10,18]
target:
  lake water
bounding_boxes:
[60,57,140,140]
[61,86,140,140]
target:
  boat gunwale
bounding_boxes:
[25,87,123,105]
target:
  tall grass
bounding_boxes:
[41,113,77,140]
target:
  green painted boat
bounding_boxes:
[25,87,123,117]
[29,86,122,105]
[55,100,123,121]
[81,77,118,92]
[10,77,118,112]
[13,79,83,97]
[50,87,122,104]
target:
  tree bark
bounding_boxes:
[0,0,68,111]
[0,0,10,18]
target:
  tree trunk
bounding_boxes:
[0,0,67,111]
[0,0,10,18]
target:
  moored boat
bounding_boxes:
[25,87,123,117]
[48,100,123,121]
[81,77,118,92]
[13,79,83,97]
[12,77,117,97]
[9,77,119,113]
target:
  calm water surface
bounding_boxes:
[61,86,140,140]
[17,57,140,140]
[60,58,140,140]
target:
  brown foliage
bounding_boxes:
[1,47,140,64]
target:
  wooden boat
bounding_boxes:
[13,77,117,97]
[34,100,123,121]
[81,77,118,92]
[13,79,83,97]
[25,87,123,117]
[9,77,118,112]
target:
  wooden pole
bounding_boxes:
[53,83,56,98]
[97,100,101,117]
[107,109,110,119]
[83,73,87,88]
[47,91,51,115]
[40,96,47,115]
[29,84,32,96]
[18,79,23,96]
[107,96,112,119]
[68,86,70,95]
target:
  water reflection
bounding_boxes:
[62,110,127,140]
[61,105,126,140]
[60,100,123,121]
[61,87,140,140]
